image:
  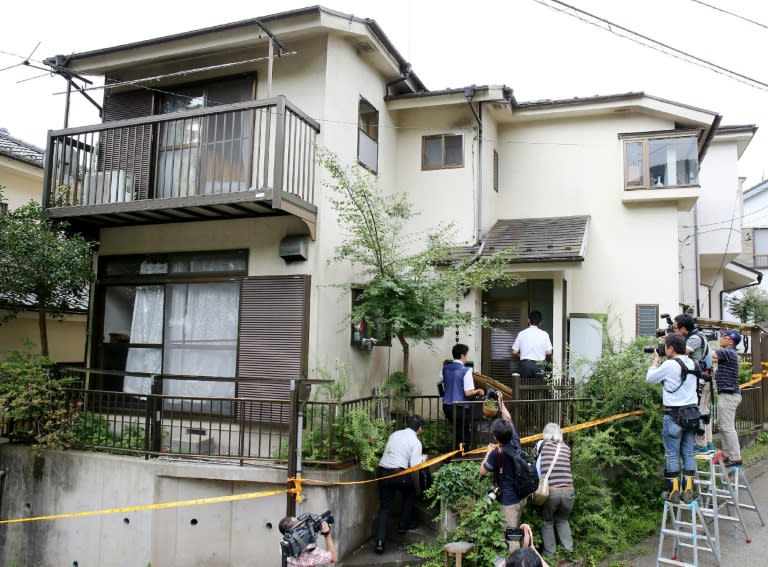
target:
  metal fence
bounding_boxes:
[1,365,763,467]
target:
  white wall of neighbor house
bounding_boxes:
[696,141,743,263]
[496,112,685,342]
[0,157,41,209]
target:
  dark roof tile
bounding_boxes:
[0,128,44,169]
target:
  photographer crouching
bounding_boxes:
[645,333,700,504]
[279,511,337,566]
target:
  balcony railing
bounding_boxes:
[43,96,319,230]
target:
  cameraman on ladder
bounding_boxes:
[673,314,714,453]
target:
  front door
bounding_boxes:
[482,299,528,386]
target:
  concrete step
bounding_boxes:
[340,495,438,566]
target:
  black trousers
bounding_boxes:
[520,359,545,380]
[443,404,472,449]
[376,467,415,542]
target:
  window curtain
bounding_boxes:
[123,260,167,394]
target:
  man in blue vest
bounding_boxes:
[441,343,484,449]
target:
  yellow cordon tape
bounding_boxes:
[0,402,718,525]
[0,488,290,525]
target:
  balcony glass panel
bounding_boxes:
[625,141,644,187]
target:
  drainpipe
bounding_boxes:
[464,85,482,244]
[694,203,701,316]
[385,63,413,98]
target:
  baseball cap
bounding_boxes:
[722,329,741,346]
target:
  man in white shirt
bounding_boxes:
[511,310,553,380]
[646,333,699,504]
[441,343,485,449]
[374,415,425,554]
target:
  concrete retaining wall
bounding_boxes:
[0,445,377,566]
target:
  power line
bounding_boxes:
[690,0,768,31]
[531,0,768,92]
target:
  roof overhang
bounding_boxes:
[712,125,758,159]
[385,84,516,110]
[44,6,426,95]
[722,261,762,292]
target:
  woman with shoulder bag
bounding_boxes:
[533,423,574,559]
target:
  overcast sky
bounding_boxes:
[2,0,767,187]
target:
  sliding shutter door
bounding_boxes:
[236,275,310,422]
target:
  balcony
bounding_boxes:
[43,96,319,236]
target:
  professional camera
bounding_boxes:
[643,313,674,356]
[655,313,674,338]
[280,510,335,558]
[643,342,666,357]
[486,484,500,507]
[504,527,524,543]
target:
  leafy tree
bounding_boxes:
[319,151,522,375]
[725,287,768,324]
[0,189,94,357]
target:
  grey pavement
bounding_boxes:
[604,458,768,567]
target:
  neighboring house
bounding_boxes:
[679,125,760,321]
[726,178,768,321]
[0,128,87,361]
[36,7,758,394]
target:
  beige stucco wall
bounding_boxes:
[0,311,87,362]
[495,113,684,341]
[1,155,87,363]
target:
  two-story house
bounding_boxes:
[38,6,759,397]
[4,5,756,565]
[0,128,87,361]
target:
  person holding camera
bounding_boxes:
[278,515,337,566]
[673,313,714,453]
[374,415,425,554]
[646,333,699,504]
[480,418,527,552]
[712,329,743,467]
[441,344,484,449]
[504,524,549,567]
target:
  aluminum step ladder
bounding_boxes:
[694,450,758,558]
[657,498,719,567]
[722,454,766,527]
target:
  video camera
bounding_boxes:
[279,510,334,558]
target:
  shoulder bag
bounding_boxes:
[532,442,561,506]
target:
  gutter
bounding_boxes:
[698,114,722,162]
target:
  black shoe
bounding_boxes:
[374,540,385,554]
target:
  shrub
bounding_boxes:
[0,349,79,450]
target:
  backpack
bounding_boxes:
[500,443,540,499]
[692,331,712,371]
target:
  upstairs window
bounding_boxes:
[422,134,464,170]
[623,134,699,189]
[358,97,379,173]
